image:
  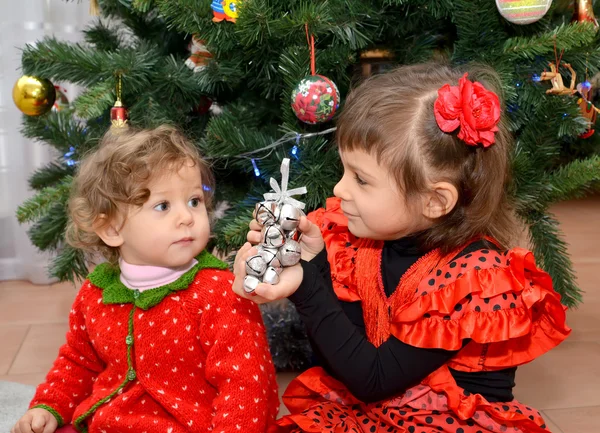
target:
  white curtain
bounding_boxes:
[0,0,92,283]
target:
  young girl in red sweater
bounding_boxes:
[12,126,279,433]
[233,63,570,432]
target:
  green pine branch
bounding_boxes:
[28,163,74,191]
[22,38,158,92]
[83,20,122,51]
[153,0,209,36]
[132,0,154,13]
[541,155,600,204]
[21,111,90,154]
[525,211,582,307]
[27,202,69,251]
[213,205,255,254]
[17,177,73,224]
[503,22,598,60]
[49,244,90,283]
[450,0,508,62]
[74,81,116,119]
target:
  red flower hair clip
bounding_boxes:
[434,73,501,147]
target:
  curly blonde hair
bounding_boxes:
[66,125,214,264]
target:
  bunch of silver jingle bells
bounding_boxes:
[242,158,307,294]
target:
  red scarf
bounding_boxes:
[355,239,460,347]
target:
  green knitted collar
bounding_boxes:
[88,250,228,310]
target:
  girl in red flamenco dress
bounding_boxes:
[233,62,571,433]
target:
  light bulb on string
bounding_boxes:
[64,146,77,166]
[251,158,261,177]
[291,133,300,159]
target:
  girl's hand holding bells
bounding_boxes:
[232,213,324,303]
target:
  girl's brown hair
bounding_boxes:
[337,62,517,252]
[66,125,214,263]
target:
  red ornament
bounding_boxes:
[291,75,340,124]
[111,101,129,129]
[111,74,128,129]
[573,0,598,27]
[194,96,213,115]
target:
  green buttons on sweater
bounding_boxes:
[127,369,136,381]
[133,289,141,299]
[125,335,133,346]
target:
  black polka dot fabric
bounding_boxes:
[407,248,526,325]
[279,375,550,432]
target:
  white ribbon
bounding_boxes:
[263,158,307,209]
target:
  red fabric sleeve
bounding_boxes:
[29,282,106,425]
[390,248,571,369]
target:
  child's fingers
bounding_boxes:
[233,243,254,275]
[236,242,256,258]
[253,267,302,300]
[41,417,57,433]
[252,283,279,301]
[17,418,34,433]
[30,416,46,433]
[246,291,272,304]
[231,277,271,304]
[298,216,321,237]
[247,219,262,244]
[249,219,262,231]
[247,231,262,244]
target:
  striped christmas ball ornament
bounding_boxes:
[496,0,552,25]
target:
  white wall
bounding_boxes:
[0,0,92,283]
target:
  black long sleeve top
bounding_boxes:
[288,236,516,404]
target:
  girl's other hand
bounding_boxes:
[232,242,304,304]
[11,408,58,433]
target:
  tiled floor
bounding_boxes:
[1,197,600,432]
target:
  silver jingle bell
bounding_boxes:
[262,266,281,285]
[276,203,302,231]
[243,275,260,294]
[261,224,286,248]
[277,239,302,267]
[286,228,301,242]
[257,246,282,269]
[255,201,278,226]
[245,254,267,277]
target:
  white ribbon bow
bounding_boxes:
[263,158,307,209]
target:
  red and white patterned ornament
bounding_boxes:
[291,75,340,124]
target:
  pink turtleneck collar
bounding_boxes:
[119,258,198,292]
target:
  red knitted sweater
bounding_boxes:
[29,251,279,433]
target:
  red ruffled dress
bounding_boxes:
[274,198,571,433]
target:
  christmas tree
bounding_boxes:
[15,0,600,370]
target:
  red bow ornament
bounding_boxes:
[434,73,501,147]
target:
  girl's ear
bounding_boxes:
[421,182,459,219]
[94,214,124,248]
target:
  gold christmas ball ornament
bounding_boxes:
[12,75,56,116]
